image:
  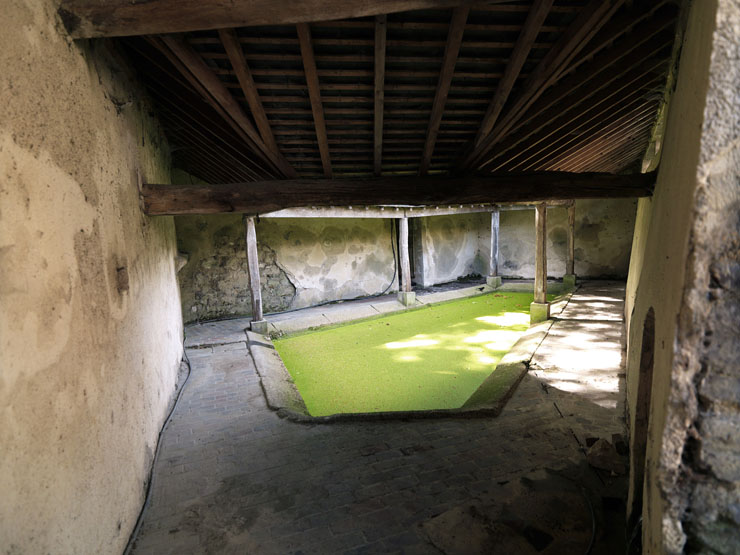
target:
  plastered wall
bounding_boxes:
[624,0,740,551]
[176,215,398,322]
[414,213,487,287]
[0,1,183,553]
[498,199,638,279]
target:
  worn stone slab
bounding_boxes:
[370,300,407,314]
[246,331,308,418]
[463,320,553,411]
[184,318,251,348]
[321,303,379,325]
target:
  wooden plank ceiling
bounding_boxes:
[114,0,680,185]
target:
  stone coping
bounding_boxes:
[247,288,576,423]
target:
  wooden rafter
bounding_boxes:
[141,171,657,215]
[157,36,295,178]
[218,29,282,158]
[297,23,332,178]
[483,57,669,172]
[462,0,625,170]
[473,0,553,146]
[374,15,387,176]
[489,17,676,157]
[419,7,469,175]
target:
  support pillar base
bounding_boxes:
[530,302,551,324]
[250,319,269,334]
[486,275,502,288]
[563,274,577,289]
[398,291,416,306]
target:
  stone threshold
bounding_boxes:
[246,287,577,423]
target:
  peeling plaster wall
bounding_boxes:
[498,199,637,279]
[624,0,740,551]
[176,216,397,322]
[416,213,488,287]
[0,2,183,553]
[257,218,397,309]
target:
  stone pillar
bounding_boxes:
[397,216,415,306]
[563,202,576,289]
[530,203,550,323]
[486,207,502,288]
[244,215,268,334]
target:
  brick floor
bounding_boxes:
[130,281,627,554]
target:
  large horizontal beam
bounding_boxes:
[59,0,493,39]
[141,172,655,215]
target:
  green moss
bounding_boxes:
[274,292,545,416]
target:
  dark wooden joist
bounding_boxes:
[218,29,281,157]
[59,0,497,38]
[488,17,676,157]
[374,15,387,176]
[419,7,469,175]
[141,172,656,215]
[297,23,332,178]
[473,0,553,145]
[157,36,296,178]
[462,0,625,170]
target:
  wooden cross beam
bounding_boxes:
[59,0,501,39]
[140,171,656,215]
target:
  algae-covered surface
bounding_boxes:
[274,292,546,416]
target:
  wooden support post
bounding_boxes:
[244,215,267,332]
[397,217,415,306]
[486,207,502,288]
[531,202,550,323]
[564,202,577,289]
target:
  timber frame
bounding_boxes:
[58,1,680,213]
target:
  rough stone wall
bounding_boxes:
[624,1,740,551]
[175,214,295,322]
[0,2,183,553]
[176,216,397,321]
[415,213,488,287]
[498,199,638,279]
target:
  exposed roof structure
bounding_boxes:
[61,0,682,206]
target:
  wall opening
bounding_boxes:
[628,306,655,551]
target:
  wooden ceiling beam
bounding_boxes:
[473,0,553,146]
[157,36,296,178]
[462,0,625,170]
[374,15,387,176]
[297,23,333,178]
[218,29,282,158]
[60,0,497,38]
[420,7,469,175]
[141,171,656,215]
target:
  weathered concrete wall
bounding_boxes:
[0,2,183,553]
[624,0,740,551]
[498,199,638,279]
[415,213,488,287]
[176,215,397,322]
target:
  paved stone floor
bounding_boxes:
[131,281,627,554]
